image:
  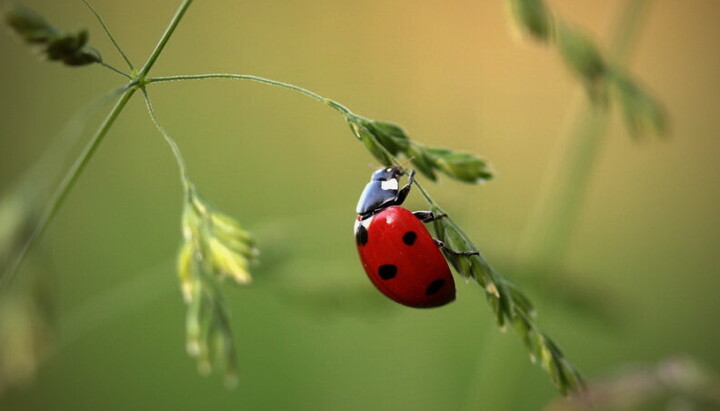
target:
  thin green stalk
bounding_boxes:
[141,89,191,188]
[609,0,650,65]
[469,0,653,407]
[459,1,654,407]
[21,86,129,189]
[80,0,135,71]
[100,61,132,79]
[2,0,198,289]
[413,180,441,209]
[521,105,608,270]
[1,88,137,290]
[146,74,353,116]
[136,0,194,81]
[519,0,652,272]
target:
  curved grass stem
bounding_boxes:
[141,89,191,192]
[146,74,353,116]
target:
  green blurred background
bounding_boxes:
[1,0,720,409]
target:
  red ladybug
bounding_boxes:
[354,166,478,308]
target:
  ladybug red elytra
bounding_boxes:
[354,166,478,308]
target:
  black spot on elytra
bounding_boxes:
[425,279,445,295]
[355,224,368,246]
[402,231,417,246]
[378,264,397,280]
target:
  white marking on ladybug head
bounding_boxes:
[362,215,373,228]
[381,178,398,191]
[354,215,373,233]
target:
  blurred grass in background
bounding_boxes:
[1,0,720,409]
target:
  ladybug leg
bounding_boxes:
[372,170,417,211]
[433,239,480,256]
[413,211,447,223]
[391,169,416,206]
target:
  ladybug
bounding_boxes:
[354,166,478,308]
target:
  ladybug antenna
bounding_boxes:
[397,157,415,174]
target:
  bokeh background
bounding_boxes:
[1,0,720,409]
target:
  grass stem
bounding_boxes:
[141,89,191,189]
[137,0,194,81]
[1,88,137,290]
[146,74,353,116]
[100,61,132,79]
[2,0,198,289]
[80,0,136,71]
[518,0,652,273]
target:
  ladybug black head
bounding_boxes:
[357,166,409,217]
[371,166,404,182]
